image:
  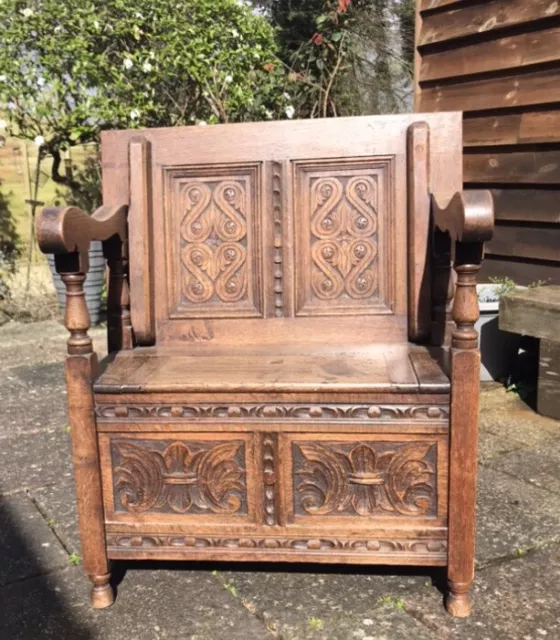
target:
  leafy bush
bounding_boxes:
[0,184,21,300]
[0,0,289,198]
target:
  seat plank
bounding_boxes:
[94,345,449,395]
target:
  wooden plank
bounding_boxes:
[128,137,155,345]
[420,27,560,82]
[419,0,462,11]
[489,188,560,223]
[464,110,560,147]
[419,67,560,113]
[499,286,560,340]
[486,224,560,262]
[480,257,560,286]
[407,121,432,342]
[418,0,560,47]
[464,149,560,184]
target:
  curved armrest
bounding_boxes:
[432,191,494,243]
[37,204,128,255]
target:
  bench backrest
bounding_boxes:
[101,113,462,349]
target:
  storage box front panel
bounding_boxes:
[99,432,259,527]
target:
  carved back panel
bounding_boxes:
[101,114,462,348]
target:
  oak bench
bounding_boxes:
[37,114,493,616]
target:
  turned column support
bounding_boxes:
[432,191,493,618]
[56,252,114,609]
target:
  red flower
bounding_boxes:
[263,62,275,72]
[338,0,351,12]
[312,32,324,46]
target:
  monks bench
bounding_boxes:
[37,114,493,617]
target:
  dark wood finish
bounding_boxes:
[128,137,155,345]
[415,0,560,286]
[500,286,560,419]
[37,114,493,617]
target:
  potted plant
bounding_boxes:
[477,277,524,381]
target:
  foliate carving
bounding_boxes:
[112,440,247,515]
[180,180,248,304]
[262,434,278,526]
[272,162,283,317]
[311,176,378,301]
[106,534,447,557]
[96,404,449,422]
[294,441,436,517]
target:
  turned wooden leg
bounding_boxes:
[57,254,114,609]
[446,244,482,618]
[91,572,114,609]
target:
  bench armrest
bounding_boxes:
[37,204,128,255]
[432,191,494,244]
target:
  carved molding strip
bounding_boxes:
[106,534,447,556]
[96,404,449,422]
[294,442,436,518]
[262,433,278,526]
[112,440,247,515]
[272,161,283,317]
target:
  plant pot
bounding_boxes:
[47,240,105,325]
[476,284,521,382]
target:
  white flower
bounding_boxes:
[283,92,291,100]
[129,109,139,120]
[123,58,133,70]
[142,61,152,73]
[231,28,239,38]
[264,109,273,120]
[197,121,207,126]
[0,75,6,83]
[37,77,45,87]
[93,20,99,29]
[34,135,45,147]
[0,119,7,130]
[224,74,233,84]
[21,8,33,18]
[285,105,295,119]
[54,25,62,33]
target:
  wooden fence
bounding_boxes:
[415,0,560,285]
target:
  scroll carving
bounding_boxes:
[112,440,246,515]
[180,181,248,304]
[96,403,449,422]
[311,176,378,301]
[294,441,436,517]
[107,534,447,557]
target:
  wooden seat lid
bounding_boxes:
[93,345,449,394]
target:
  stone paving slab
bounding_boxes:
[0,494,68,586]
[479,387,560,448]
[0,320,106,369]
[30,482,80,555]
[476,466,560,564]
[403,545,560,640]
[487,437,560,495]
[1,362,68,436]
[216,566,437,639]
[0,565,275,640]
[0,426,73,495]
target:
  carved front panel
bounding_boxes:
[285,435,446,524]
[166,164,262,318]
[295,158,393,316]
[109,437,248,516]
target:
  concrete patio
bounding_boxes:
[1,319,559,640]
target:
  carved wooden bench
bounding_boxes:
[37,114,493,616]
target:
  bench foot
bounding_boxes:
[446,581,472,618]
[91,573,114,609]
